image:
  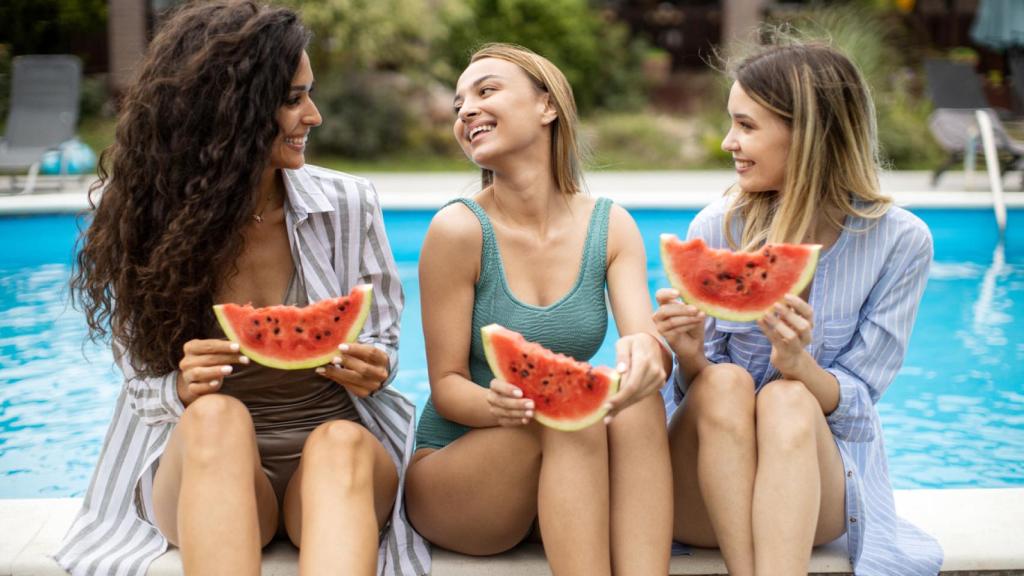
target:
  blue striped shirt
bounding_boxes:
[665,196,944,575]
[56,165,431,576]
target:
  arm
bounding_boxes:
[356,183,405,386]
[604,204,671,415]
[115,338,184,426]
[420,205,505,428]
[824,229,933,442]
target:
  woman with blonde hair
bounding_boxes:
[404,43,673,574]
[654,42,943,575]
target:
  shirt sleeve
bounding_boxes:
[357,181,405,387]
[826,224,933,442]
[114,338,184,426]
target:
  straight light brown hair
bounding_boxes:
[469,43,586,195]
[724,42,891,250]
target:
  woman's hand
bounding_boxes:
[316,343,389,398]
[758,294,814,376]
[604,332,668,421]
[653,288,705,362]
[176,339,250,405]
[486,378,534,426]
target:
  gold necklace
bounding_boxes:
[252,189,278,224]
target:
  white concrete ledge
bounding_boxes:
[2,171,1024,214]
[1,489,1021,575]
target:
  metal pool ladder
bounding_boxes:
[973,109,1008,236]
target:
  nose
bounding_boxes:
[458,101,480,125]
[721,128,739,153]
[304,99,323,127]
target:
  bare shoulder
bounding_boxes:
[421,202,484,280]
[605,201,643,260]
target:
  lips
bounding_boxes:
[467,123,496,142]
[284,134,308,150]
[734,158,754,172]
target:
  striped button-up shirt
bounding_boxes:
[55,165,431,575]
[665,196,944,575]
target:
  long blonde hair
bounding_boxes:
[469,43,586,195]
[725,42,891,250]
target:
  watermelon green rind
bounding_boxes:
[660,234,821,322]
[212,284,373,370]
[481,324,619,432]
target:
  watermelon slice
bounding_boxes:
[660,235,820,322]
[481,324,619,431]
[213,284,373,370]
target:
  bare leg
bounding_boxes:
[668,363,756,576]
[282,420,398,576]
[752,380,847,576]
[152,395,278,576]
[405,423,611,575]
[607,392,672,575]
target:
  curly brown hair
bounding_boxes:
[71,0,310,377]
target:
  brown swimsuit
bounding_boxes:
[213,270,361,510]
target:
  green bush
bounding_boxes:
[437,0,647,112]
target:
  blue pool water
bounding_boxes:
[1,207,1022,498]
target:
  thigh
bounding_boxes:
[813,411,847,545]
[281,421,399,542]
[404,425,542,556]
[151,410,278,547]
[667,392,717,547]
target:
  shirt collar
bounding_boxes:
[282,167,335,219]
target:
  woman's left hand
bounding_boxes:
[758,294,814,375]
[604,332,667,421]
[316,342,389,398]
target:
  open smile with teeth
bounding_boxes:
[284,135,308,147]
[469,124,495,141]
[734,158,754,170]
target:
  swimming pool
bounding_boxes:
[1,207,1022,498]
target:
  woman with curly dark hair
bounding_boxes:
[55,2,428,575]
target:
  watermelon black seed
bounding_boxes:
[761,272,768,280]
[315,334,322,340]
[770,255,777,264]
[746,261,756,268]
[273,328,280,335]
[253,319,260,326]
[334,316,340,322]
[542,379,549,386]
[295,327,304,334]
[266,316,272,322]
[703,279,710,286]
[520,370,529,378]
[325,330,331,336]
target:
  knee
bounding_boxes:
[178,394,253,462]
[756,380,818,451]
[304,420,375,481]
[690,364,755,438]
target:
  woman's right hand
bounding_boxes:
[653,288,706,362]
[176,339,249,405]
[486,378,535,427]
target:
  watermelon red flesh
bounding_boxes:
[660,235,820,322]
[213,284,373,370]
[481,324,619,431]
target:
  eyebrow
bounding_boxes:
[730,112,754,121]
[290,83,314,93]
[453,74,502,105]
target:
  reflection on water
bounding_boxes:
[1,209,1023,497]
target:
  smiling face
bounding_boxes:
[268,51,322,171]
[721,81,792,193]
[452,57,556,170]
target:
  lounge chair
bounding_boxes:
[0,55,82,194]
[923,58,1024,187]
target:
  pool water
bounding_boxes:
[1,207,1022,498]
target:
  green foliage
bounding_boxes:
[437,0,647,112]
[0,0,106,55]
[275,0,468,71]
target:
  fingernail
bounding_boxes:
[525,401,535,410]
[220,366,232,375]
[604,416,613,425]
[316,367,326,374]
[525,411,534,418]
[210,380,220,387]
[603,403,613,411]
[513,389,523,398]
[229,343,239,352]
[616,362,627,372]
[522,418,529,424]
[338,344,350,352]
[238,356,249,364]
[332,356,342,365]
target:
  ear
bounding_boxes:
[538,92,558,126]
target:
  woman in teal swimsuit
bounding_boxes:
[404,43,673,575]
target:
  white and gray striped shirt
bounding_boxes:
[55,165,431,575]
[665,196,944,575]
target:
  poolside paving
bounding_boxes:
[0,489,1021,575]
[2,170,1024,215]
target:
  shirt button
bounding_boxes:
[849,516,858,524]
[847,470,854,478]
